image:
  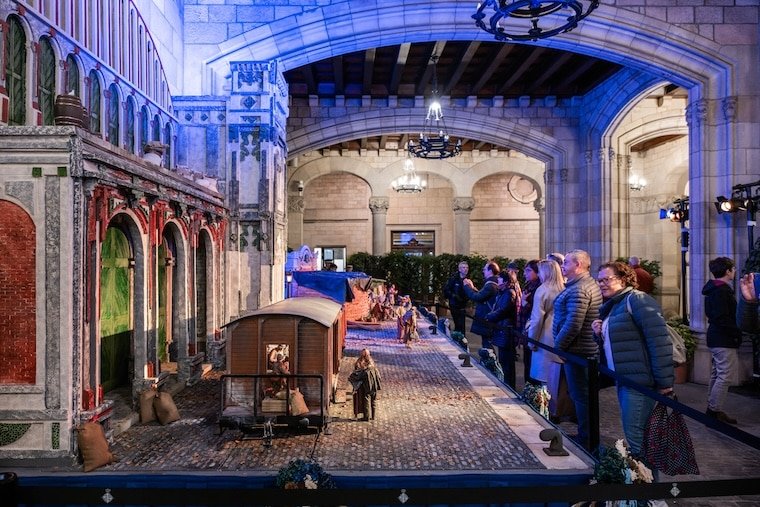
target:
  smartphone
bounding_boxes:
[754,273,760,298]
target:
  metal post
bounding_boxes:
[680,222,689,325]
[587,357,601,453]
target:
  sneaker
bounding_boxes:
[706,408,738,425]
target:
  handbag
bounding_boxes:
[643,399,700,475]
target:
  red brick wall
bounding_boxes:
[0,201,36,384]
[295,285,369,321]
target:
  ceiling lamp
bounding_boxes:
[628,174,647,191]
[408,55,462,160]
[473,0,599,42]
[392,157,427,193]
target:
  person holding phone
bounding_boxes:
[738,272,760,334]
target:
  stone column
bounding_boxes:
[369,197,389,255]
[534,197,545,258]
[287,195,305,248]
[452,197,475,255]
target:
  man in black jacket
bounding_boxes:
[552,249,602,449]
[444,261,470,333]
[703,256,741,425]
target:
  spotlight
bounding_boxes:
[714,195,746,214]
[660,207,688,222]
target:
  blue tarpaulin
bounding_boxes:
[292,271,371,304]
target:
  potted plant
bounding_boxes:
[667,317,696,383]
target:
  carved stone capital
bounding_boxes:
[533,197,545,213]
[560,168,569,183]
[722,96,738,122]
[452,197,475,213]
[368,197,389,214]
[288,196,305,213]
[686,99,708,126]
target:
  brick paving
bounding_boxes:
[103,322,546,472]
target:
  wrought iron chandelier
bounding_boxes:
[392,156,427,193]
[408,55,462,160]
[473,0,599,42]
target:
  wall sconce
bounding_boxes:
[628,174,647,191]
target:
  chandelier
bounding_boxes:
[392,157,427,193]
[628,174,647,191]
[408,55,462,160]
[473,0,599,42]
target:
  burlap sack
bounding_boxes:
[140,389,157,423]
[153,391,180,425]
[289,388,309,416]
[77,422,114,472]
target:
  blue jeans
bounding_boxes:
[617,385,657,456]
[563,361,590,449]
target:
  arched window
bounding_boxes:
[88,70,101,134]
[163,123,172,169]
[6,16,27,125]
[152,114,161,141]
[0,200,36,384]
[65,54,80,97]
[126,97,136,154]
[107,83,120,147]
[139,105,149,154]
[38,37,56,126]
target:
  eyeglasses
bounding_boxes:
[596,276,620,285]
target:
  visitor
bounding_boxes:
[350,349,382,421]
[628,256,655,294]
[519,260,541,383]
[703,256,741,425]
[739,272,759,333]
[552,249,602,449]
[591,261,673,456]
[463,261,501,350]
[527,260,567,419]
[443,261,470,333]
[486,270,519,381]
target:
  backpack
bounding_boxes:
[626,294,687,365]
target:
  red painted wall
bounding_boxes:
[0,200,36,384]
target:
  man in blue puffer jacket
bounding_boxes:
[552,249,602,449]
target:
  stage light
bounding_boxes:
[714,195,747,214]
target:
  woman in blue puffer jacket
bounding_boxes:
[591,261,674,456]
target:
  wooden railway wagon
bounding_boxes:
[221,297,346,430]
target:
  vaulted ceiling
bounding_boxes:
[284,41,689,154]
[283,40,626,153]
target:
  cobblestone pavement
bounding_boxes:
[103,322,546,473]
[20,320,760,505]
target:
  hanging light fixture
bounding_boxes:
[628,174,647,191]
[408,55,462,160]
[392,156,427,193]
[473,0,599,42]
